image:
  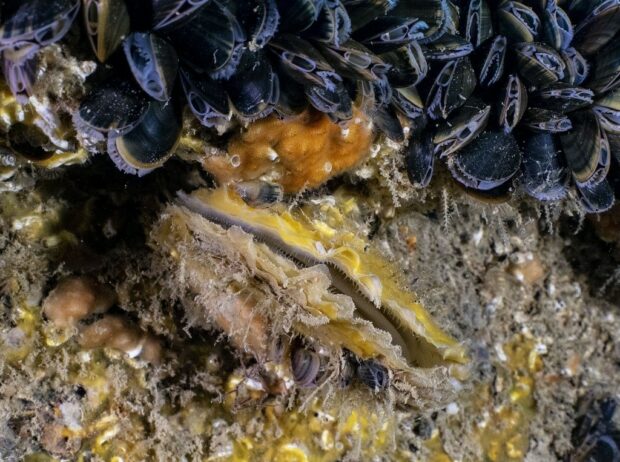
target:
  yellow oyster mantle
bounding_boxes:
[177,187,467,367]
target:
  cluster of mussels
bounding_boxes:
[0,0,619,211]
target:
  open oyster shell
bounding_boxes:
[152,187,468,407]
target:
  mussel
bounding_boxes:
[531,83,594,113]
[381,42,427,87]
[475,35,507,87]
[571,0,620,56]
[522,107,573,132]
[83,0,131,63]
[521,132,568,201]
[594,88,620,134]
[152,0,210,30]
[123,32,178,102]
[352,15,427,53]
[226,50,279,119]
[77,78,149,135]
[275,0,324,32]
[460,0,493,48]
[291,347,322,388]
[406,133,434,187]
[426,57,476,120]
[448,130,522,191]
[2,44,40,99]
[305,0,352,47]
[318,39,388,82]
[515,42,565,87]
[498,74,528,133]
[235,0,280,50]
[180,67,231,128]
[356,359,390,392]
[542,0,573,50]
[423,33,473,61]
[497,1,540,43]
[0,0,79,47]
[165,1,246,78]
[560,47,588,86]
[107,98,182,175]
[589,39,620,94]
[371,104,404,142]
[560,110,610,186]
[575,178,615,213]
[433,97,490,157]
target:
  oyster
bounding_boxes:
[152,187,467,406]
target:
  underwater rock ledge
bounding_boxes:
[0,0,620,461]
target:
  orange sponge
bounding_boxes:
[203,109,373,193]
